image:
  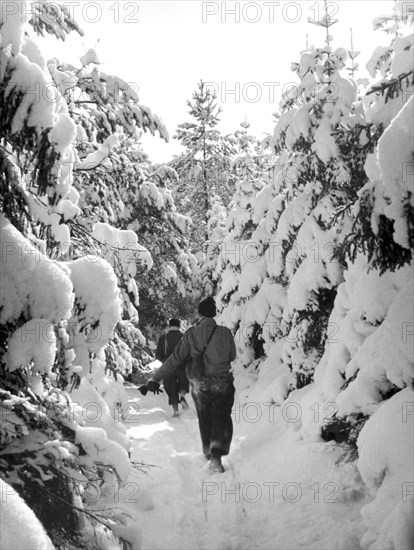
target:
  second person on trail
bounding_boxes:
[155,318,190,417]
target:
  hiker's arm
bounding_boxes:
[150,333,191,382]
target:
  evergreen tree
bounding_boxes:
[340,5,414,272]
[44,51,197,350]
[171,80,237,252]
[215,121,279,370]
[0,4,186,547]
[317,0,413,438]
[0,5,131,546]
[201,120,270,299]
[217,8,377,390]
[196,193,228,296]
[270,37,371,388]
[214,11,413,544]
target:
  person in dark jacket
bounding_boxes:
[148,298,236,473]
[155,319,189,417]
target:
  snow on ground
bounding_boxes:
[121,384,370,550]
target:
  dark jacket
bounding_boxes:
[151,318,236,383]
[155,327,183,363]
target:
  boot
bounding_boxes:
[209,456,224,473]
[172,403,179,417]
[203,446,211,460]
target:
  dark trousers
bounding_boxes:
[163,367,190,406]
[191,382,235,459]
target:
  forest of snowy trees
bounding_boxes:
[0,1,413,549]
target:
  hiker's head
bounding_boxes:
[169,319,181,328]
[198,297,216,318]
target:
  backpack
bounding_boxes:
[163,330,183,362]
[186,326,217,381]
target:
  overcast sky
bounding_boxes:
[45,0,393,162]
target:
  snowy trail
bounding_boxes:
[123,385,370,550]
[124,386,246,549]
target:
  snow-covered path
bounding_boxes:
[123,385,370,550]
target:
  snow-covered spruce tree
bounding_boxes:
[270,30,380,390]
[53,45,168,146]
[316,1,413,446]
[197,120,266,297]
[0,4,144,548]
[198,193,229,296]
[215,121,274,358]
[221,37,374,395]
[170,80,237,254]
[14,39,170,377]
[339,4,414,272]
[310,5,413,548]
[225,120,269,243]
[120,163,196,337]
[46,48,196,351]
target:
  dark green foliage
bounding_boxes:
[367,71,414,106]
[304,287,338,354]
[137,286,196,342]
[340,196,413,274]
[249,323,265,360]
[28,0,84,40]
[0,58,60,204]
[0,150,31,235]
[321,412,369,462]
[294,370,314,390]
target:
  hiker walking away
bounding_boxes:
[155,319,190,417]
[147,297,236,473]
